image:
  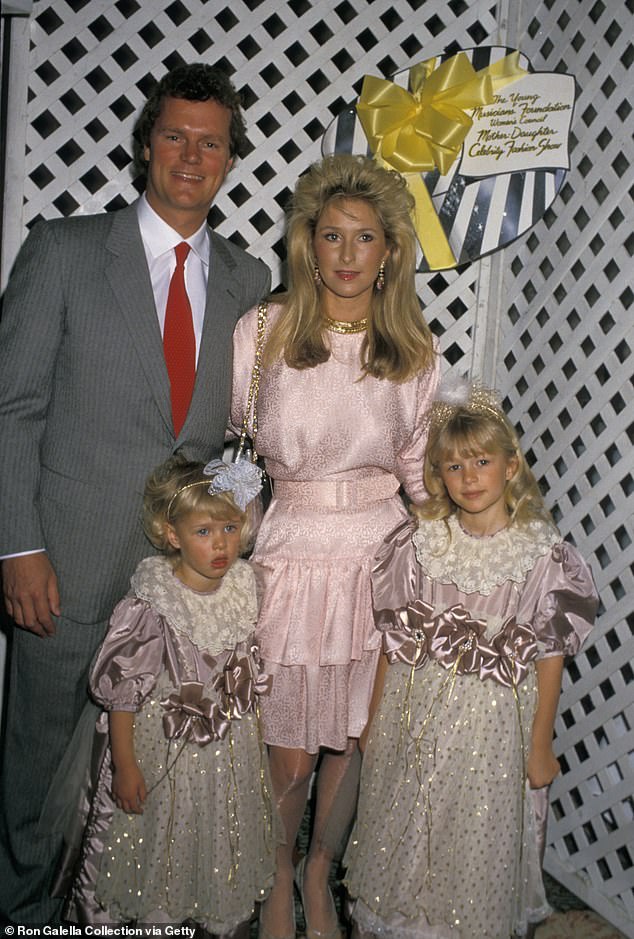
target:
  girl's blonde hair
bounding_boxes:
[264,154,436,383]
[415,406,556,529]
[143,456,256,557]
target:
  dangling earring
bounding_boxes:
[314,264,322,286]
[376,261,385,291]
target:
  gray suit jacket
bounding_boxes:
[0,201,270,623]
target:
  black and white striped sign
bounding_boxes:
[322,46,574,272]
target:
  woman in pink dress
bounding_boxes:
[231,154,440,939]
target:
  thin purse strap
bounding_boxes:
[238,300,268,462]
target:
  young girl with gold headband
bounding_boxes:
[64,455,275,937]
[344,381,599,939]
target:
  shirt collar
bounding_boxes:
[137,194,210,266]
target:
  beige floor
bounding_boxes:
[536,909,628,938]
[287,908,628,938]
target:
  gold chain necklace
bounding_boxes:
[323,315,367,334]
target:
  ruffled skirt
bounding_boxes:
[253,481,408,752]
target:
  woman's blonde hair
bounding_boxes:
[264,154,436,383]
[415,406,556,529]
[143,456,256,557]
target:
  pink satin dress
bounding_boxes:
[231,304,440,752]
[64,556,276,932]
[345,515,599,939]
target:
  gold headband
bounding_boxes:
[166,480,212,522]
[430,380,506,432]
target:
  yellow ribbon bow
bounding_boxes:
[356,51,526,270]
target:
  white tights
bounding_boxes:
[260,739,360,936]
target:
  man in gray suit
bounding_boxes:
[0,63,270,923]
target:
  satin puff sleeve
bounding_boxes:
[90,598,166,711]
[371,518,422,632]
[519,542,599,658]
[395,340,441,505]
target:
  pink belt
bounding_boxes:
[273,476,400,510]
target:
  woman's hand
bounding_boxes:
[111,762,147,814]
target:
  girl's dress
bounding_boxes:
[231,304,440,753]
[64,555,276,932]
[344,515,598,939]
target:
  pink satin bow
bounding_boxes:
[217,648,272,718]
[161,646,272,746]
[383,599,435,669]
[161,681,230,745]
[382,605,539,688]
[428,604,487,674]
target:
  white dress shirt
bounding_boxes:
[137,194,210,363]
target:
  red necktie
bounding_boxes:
[163,242,196,436]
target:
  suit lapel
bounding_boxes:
[186,230,243,430]
[105,203,173,433]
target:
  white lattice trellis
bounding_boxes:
[1,0,632,934]
[498,0,634,933]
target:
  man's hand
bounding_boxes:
[2,553,61,637]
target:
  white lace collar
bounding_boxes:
[131,555,257,653]
[412,515,559,596]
